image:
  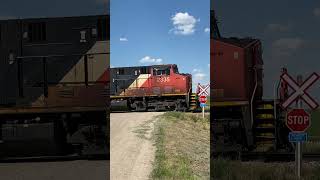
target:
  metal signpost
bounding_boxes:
[281,72,319,178]
[197,84,209,119]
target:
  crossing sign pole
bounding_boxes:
[197,84,209,119]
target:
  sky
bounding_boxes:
[111,0,210,91]
[213,0,320,104]
[0,0,109,19]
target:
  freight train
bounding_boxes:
[110,64,198,112]
[0,15,109,158]
[211,10,292,156]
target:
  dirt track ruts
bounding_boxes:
[110,112,163,180]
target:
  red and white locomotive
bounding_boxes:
[110,64,197,111]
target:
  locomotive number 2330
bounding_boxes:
[156,77,170,83]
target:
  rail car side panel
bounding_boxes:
[211,39,263,102]
[0,15,110,110]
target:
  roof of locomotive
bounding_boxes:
[215,37,260,48]
[110,64,177,69]
[0,14,109,22]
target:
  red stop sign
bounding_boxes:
[199,96,207,103]
[286,109,311,132]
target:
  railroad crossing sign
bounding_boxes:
[197,84,209,97]
[199,95,207,104]
[281,72,319,110]
[286,109,311,132]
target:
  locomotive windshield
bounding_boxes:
[173,65,179,74]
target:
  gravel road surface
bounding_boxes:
[110,112,162,180]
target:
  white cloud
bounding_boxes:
[266,23,291,32]
[204,28,210,33]
[120,37,128,42]
[170,12,199,35]
[314,8,320,17]
[192,68,207,81]
[194,73,206,81]
[139,56,163,64]
[271,37,305,56]
[193,68,200,73]
[272,38,304,50]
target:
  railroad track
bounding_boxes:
[0,153,109,163]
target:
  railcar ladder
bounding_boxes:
[254,100,276,152]
[189,93,198,111]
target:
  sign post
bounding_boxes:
[281,73,318,178]
[197,84,209,119]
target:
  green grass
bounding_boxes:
[305,110,320,153]
[212,159,320,180]
[151,112,210,180]
[308,110,320,137]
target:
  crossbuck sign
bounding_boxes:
[197,84,209,97]
[281,72,319,110]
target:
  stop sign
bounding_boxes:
[199,95,207,103]
[286,109,311,132]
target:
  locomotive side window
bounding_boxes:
[117,68,124,75]
[140,67,149,74]
[28,22,47,42]
[153,67,170,76]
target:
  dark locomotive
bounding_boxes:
[211,10,292,156]
[0,15,109,158]
[110,64,198,111]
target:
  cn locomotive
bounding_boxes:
[0,15,109,158]
[211,10,291,156]
[110,64,198,111]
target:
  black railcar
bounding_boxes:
[0,15,110,158]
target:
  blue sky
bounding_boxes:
[111,0,210,91]
[213,0,320,103]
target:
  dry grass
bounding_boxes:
[152,112,210,180]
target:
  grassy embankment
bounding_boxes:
[212,110,320,180]
[212,158,320,180]
[152,112,210,180]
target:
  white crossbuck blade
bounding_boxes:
[281,73,319,109]
[198,84,209,96]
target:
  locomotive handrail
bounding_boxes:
[250,67,258,128]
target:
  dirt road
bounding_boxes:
[0,160,109,180]
[110,112,163,180]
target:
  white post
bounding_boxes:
[202,106,205,119]
[296,75,303,178]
